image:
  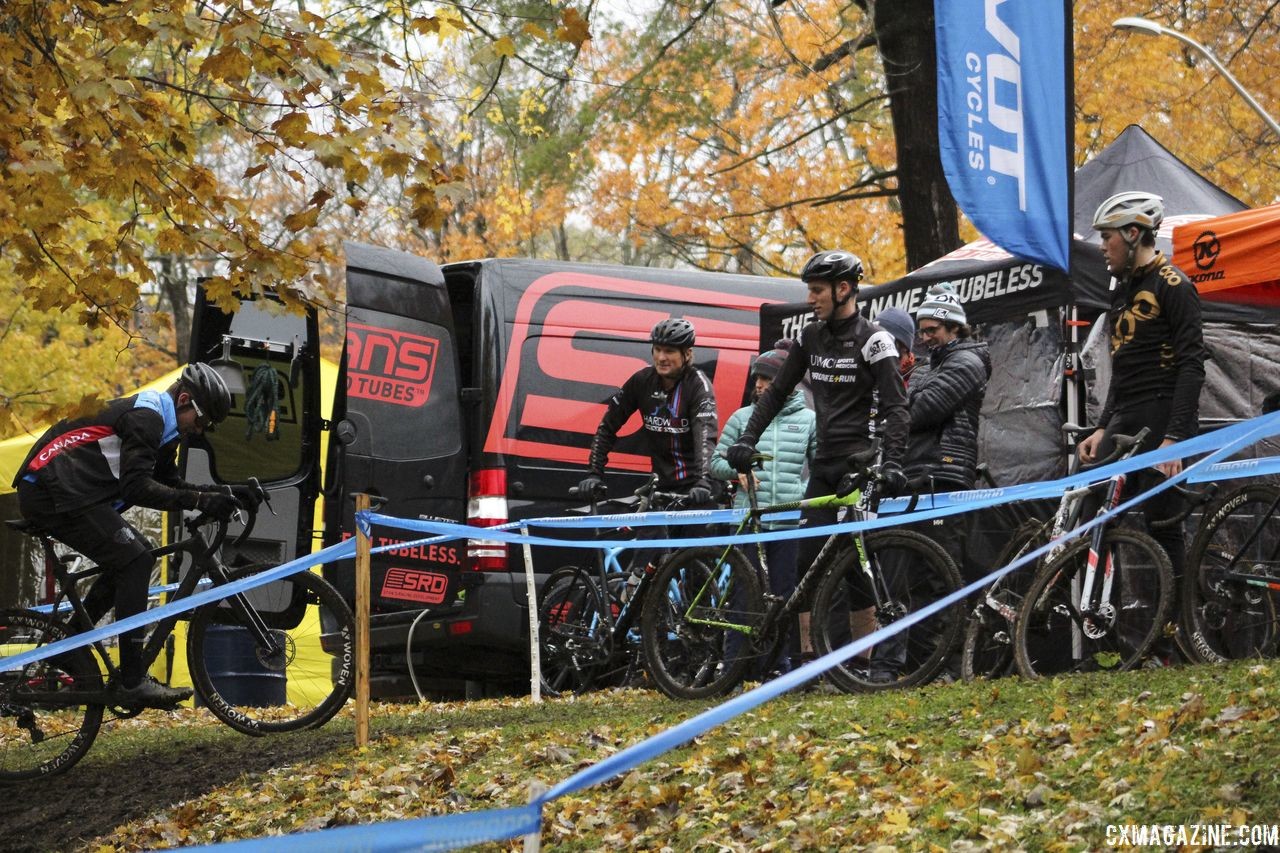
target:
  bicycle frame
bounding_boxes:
[676,480,874,651]
[33,519,285,705]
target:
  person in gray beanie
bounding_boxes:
[874,307,917,379]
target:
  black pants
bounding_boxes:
[18,482,155,684]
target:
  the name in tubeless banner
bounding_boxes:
[1105,823,1279,848]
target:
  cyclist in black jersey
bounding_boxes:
[13,363,256,707]
[1078,191,1206,586]
[725,250,909,680]
[578,318,719,507]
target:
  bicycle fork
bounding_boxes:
[1071,473,1126,642]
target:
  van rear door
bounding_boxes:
[323,243,468,615]
[185,289,323,566]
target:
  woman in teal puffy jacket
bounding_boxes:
[713,346,816,674]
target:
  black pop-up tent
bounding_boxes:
[762,125,1279,488]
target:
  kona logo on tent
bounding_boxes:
[1192,230,1221,270]
[346,323,439,408]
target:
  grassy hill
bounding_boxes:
[6,660,1278,851]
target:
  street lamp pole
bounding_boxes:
[1113,16,1280,139]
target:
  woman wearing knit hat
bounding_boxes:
[874,307,917,379]
[712,348,816,678]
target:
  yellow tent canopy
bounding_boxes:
[0,359,338,493]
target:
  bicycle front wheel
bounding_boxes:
[1015,528,1173,678]
[641,546,764,700]
[811,530,964,693]
[0,609,104,782]
[1182,484,1280,663]
[961,520,1046,681]
[537,567,611,696]
[188,566,354,735]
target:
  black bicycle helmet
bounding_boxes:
[650,318,696,348]
[180,362,232,424]
[800,250,864,285]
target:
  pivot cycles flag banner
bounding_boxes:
[935,0,1070,272]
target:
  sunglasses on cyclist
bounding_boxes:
[187,398,214,430]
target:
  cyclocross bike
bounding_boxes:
[1011,426,1200,678]
[639,441,964,700]
[1181,480,1280,663]
[0,485,355,782]
[961,424,1147,680]
[537,476,689,695]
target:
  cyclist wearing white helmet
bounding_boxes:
[14,363,259,707]
[580,318,719,507]
[1079,190,1206,592]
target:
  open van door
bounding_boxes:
[183,289,323,566]
[322,243,469,618]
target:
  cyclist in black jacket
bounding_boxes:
[14,363,255,707]
[1078,191,1206,585]
[579,319,718,507]
[725,251,909,679]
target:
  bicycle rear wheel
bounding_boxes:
[0,609,104,782]
[1181,484,1280,663]
[537,567,610,696]
[641,546,764,700]
[188,566,354,735]
[961,520,1046,681]
[811,530,963,692]
[1015,528,1173,678]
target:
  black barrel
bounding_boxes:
[196,625,287,707]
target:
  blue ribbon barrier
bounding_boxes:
[355,413,1280,556]
[181,412,1277,852]
[0,539,356,673]
[32,579,213,615]
[179,805,544,853]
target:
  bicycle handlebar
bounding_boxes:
[184,478,270,557]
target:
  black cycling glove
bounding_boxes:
[724,440,757,473]
[196,491,241,522]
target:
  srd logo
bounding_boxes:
[381,567,450,605]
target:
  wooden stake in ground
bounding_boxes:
[354,492,371,747]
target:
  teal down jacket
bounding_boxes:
[712,389,816,528]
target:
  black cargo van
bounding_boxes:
[188,244,804,696]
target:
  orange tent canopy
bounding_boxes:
[1174,202,1280,307]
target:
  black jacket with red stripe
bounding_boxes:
[588,365,718,491]
[14,391,202,514]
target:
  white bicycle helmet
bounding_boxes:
[1091,191,1164,233]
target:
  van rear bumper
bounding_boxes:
[366,572,537,683]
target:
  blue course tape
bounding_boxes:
[33,579,213,615]
[356,412,1280,555]
[183,408,1278,853]
[0,539,357,673]
[177,804,543,853]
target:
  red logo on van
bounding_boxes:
[346,323,438,408]
[484,272,787,468]
[380,567,449,604]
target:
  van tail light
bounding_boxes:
[467,468,509,571]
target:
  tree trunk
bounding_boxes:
[874,0,962,271]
